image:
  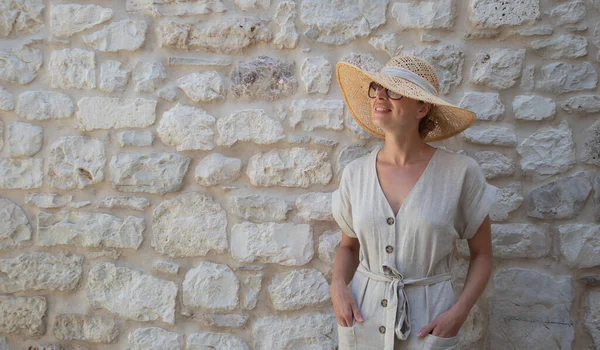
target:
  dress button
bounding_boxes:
[386,217,395,225]
[385,245,394,254]
[379,326,386,334]
[381,299,388,307]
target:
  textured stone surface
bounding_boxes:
[83,20,147,52]
[38,210,144,249]
[8,122,42,157]
[97,196,149,211]
[99,60,130,92]
[561,95,600,114]
[0,46,43,84]
[246,148,332,188]
[49,49,96,90]
[133,60,166,93]
[231,222,313,265]
[520,64,536,91]
[301,56,331,94]
[0,197,32,250]
[216,109,285,146]
[490,182,523,222]
[252,313,337,349]
[596,175,600,222]
[127,0,225,15]
[526,171,591,220]
[128,327,183,350]
[300,0,387,45]
[47,136,105,190]
[531,34,587,59]
[513,95,556,121]
[157,104,215,151]
[269,269,329,310]
[470,0,540,28]
[177,71,224,103]
[0,251,83,292]
[558,224,600,268]
[153,261,179,275]
[470,48,526,89]
[231,56,297,101]
[582,120,600,167]
[87,262,177,324]
[392,0,456,31]
[241,273,263,310]
[459,92,504,121]
[462,126,517,147]
[517,121,575,180]
[369,33,403,57]
[319,229,341,265]
[0,296,46,336]
[17,90,74,120]
[489,268,573,350]
[536,61,598,94]
[0,0,45,36]
[473,224,550,259]
[51,4,113,38]
[584,291,600,348]
[0,86,14,111]
[410,44,464,94]
[289,99,344,131]
[186,313,249,328]
[473,151,515,179]
[235,0,270,11]
[54,314,118,343]
[183,262,239,311]
[230,195,291,222]
[550,1,586,25]
[0,158,43,189]
[110,153,189,194]
[25,193,72,209]
[152,192,227,257]
[342,52,383,72]
[273,0,298,49]
[157,18,271,53]
[187,332,248,350]
[194,153,241,187]
[295,192,333,222]
[116,130,154,147]
[77,97,156,131]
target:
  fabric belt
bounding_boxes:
[356,261,452,350]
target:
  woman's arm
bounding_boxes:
[418,215,493,337]
[330,232,363,327]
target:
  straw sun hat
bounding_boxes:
[336,54,476,142]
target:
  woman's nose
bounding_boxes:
[376,87,388,99]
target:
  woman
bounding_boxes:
[330,55,497,350]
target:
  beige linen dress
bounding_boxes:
[332,145,498,350]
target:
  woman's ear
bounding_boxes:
[417,102,432,119]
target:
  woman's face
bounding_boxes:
[369,82,430,136]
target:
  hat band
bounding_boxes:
[380,66,439,96]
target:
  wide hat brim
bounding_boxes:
[336,62,476,142]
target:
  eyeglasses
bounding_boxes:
[368,82,403,100]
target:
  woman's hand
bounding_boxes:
[416,308,467,338]
[330,281,364,327]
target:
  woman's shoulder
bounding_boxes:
[339,146,377,180]
[435,147,481,173]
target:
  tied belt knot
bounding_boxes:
[356,261,452,350]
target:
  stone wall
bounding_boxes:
[0,0,599,349]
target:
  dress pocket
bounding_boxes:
[423,334,459,350]
[337,322,356,350]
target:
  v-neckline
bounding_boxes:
[373,146,438,219]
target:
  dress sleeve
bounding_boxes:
[331,166,357,238]
[456,158,498,240]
